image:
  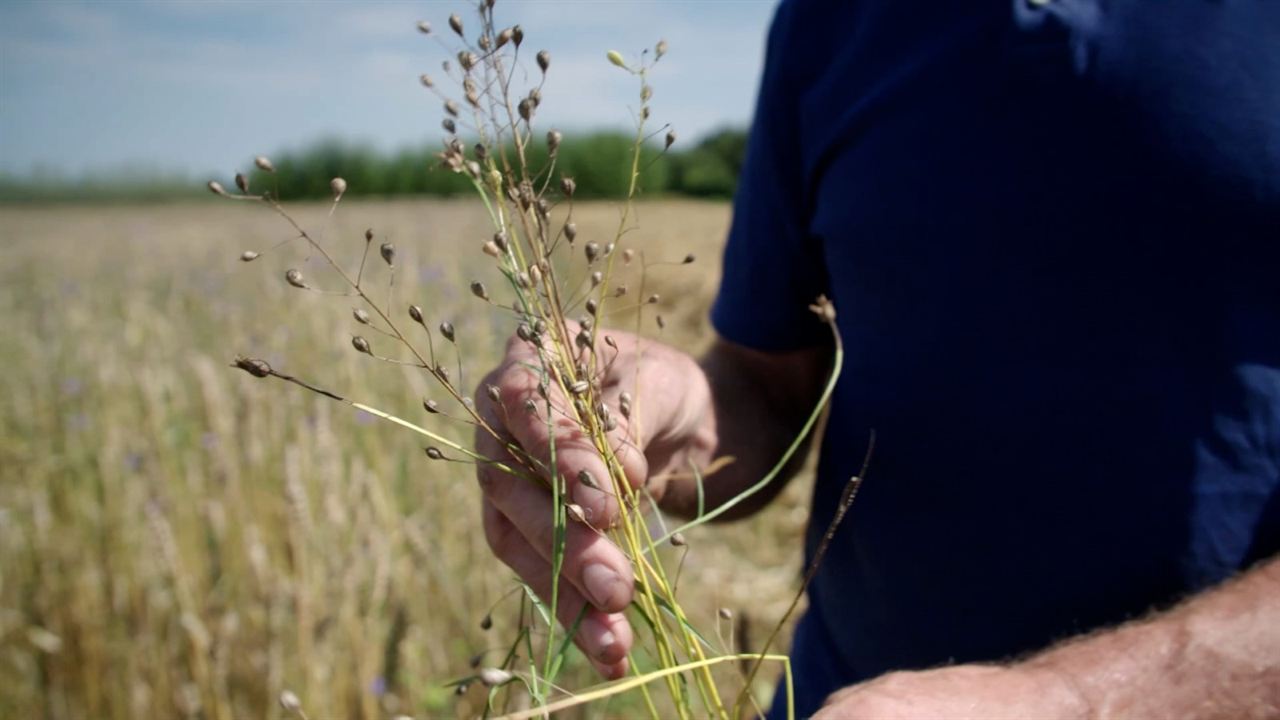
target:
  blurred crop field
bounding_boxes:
[0,198,816,719]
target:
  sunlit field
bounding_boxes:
[0,198,815,719]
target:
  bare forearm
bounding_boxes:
[659,339,831,519]
[1029,555,1280,719]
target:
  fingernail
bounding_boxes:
[583,563,625,610]
[595,629,617,660]
[573,483,612,526]
[583,615,623,663]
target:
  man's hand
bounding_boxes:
[473,327,830,679]
[473,328,717,679]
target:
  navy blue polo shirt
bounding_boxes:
[710,1,1280,716]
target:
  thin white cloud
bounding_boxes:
[0,0,777,177]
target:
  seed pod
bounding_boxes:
[478,668,512,687]
[534,318,547,335]
[561,177,576,197]
[439,321,455,342]
[496,28,513,47]
[547,130,562,154]
[285,269,307,289]
[425,446,444,460]
[465,161,482,180]
[351,336,372,354]
[590,271,603,287]
[585,298,598,315]
[408,304,424,323]
[490,231,507,253]
[352,308,370,324]
[235,172,249,193]
[604,335,618,350]
[442,118,456,134]
[240,250,259,262]
[579,316,594,332]
[647,294,660,304]
[607,50,626,68]
[528,264,542,287]
[422,398,439,413]
[516,323,531,342]
[670,532,686,547]
[483,386,500,405]
[478,34,492,51]
[577,469,598,489]
[416,20,431,34]
[584,242,600,263]
[279,690,302,713]
[330,177,347,200]
[364,228,374,243]
[523,398,537,413]
[536,50,550,73]
[665,130,677,150]
[527,87,542,107]
[656,314,666,329]
[436,364,451,383]
[419,73,434,88]
[470,281,489,301]
[517,98,533,122]
[479,614,492,630]
[448,13,463,35]
[454,682,470,696]
[512,25,523,46]
[255,156,276,173]
[458,51,478,71]
[683,253,696,264]
[656,39,669,59]
[575,330,591,348]
[623,248,635,264]
[566,503,588,524]
[380,242,396,266]
[640,84,653,102]
[570,380,590,396]
[614,285,627,297]
[208,180,227,196]
[515,271,531,289]
[481,240,500,258]
[604,242,615,256]
[719,608,734,621]
[233,356,272,378]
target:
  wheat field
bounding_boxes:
[0,198,815,719]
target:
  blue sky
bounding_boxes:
[0,0,777,179]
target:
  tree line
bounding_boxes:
[0,129,748,203]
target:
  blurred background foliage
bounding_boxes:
[0,129,749,204]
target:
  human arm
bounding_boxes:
[474,330,829,677]
[814,555,1280,719]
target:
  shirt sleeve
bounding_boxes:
[710,0,831,352]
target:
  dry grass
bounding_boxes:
[0,198,813,719]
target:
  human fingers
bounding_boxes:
[482,354,649,529]
[475,428,634,614]
[482,501,633,677]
